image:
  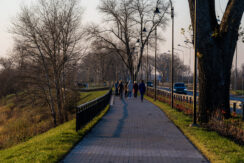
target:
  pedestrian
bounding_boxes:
[133,81,138,98]
[115,81,119,96]
[118,80,124,99]
[127,80,133,98]
[124,82,128,98]
[139,80,146,102]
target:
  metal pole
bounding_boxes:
[235,44,238,90]
[154,27,157,101]
[242,73,243,96]
[147,41,149,95]
[193,0,197,125]
[242,102,244,121]
[171,7,174,108]
[189,48,191,85]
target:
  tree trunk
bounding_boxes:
[188,0,243,123]
[198,48,232,122]
[47,97,57,127]
[54,71,64,123]
[62,65,68,122]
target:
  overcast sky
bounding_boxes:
[0,0,243,71]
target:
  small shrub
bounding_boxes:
[207,110,244,145]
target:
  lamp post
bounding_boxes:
[154,7,160,101]
[192,0,198,126]
[168,0,174,108]
[142,27,149,95]
[142,27,147,81]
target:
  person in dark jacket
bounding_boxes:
[118,80,124,99]
[139,80,146,102]
[115,81,119,96]
[124,82,128,98]
[133,81,138,98]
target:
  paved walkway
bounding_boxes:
[62,96,208,163]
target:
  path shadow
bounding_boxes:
[112,98,128,137]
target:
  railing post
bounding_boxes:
[233,103,236,113]
[76,88,112,131]
[76,107,80,131]
[242,102,244,121]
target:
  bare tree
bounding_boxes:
[188,0,244,122]
[12,0,83,125]
[88,0,169,81]
[79,40,129,84]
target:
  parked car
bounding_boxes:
[147,81,153,87]
[173,83,187,94]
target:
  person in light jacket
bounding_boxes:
[127,80,133,98]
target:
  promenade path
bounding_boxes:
[62,96,208,163]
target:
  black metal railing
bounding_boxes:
[147,87,244,119]
[76,89,112,131]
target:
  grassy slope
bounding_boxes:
[78,90,108,106]
[145,96,244,163]
[0,90,109,150]
[0,105,110,163]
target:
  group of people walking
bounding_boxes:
[115,80,146,102]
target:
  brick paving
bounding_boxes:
[61,96,208,163]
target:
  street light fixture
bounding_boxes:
[142,28,149,95]
[143,27,147,33]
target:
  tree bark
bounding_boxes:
[55,72,64,123]
[188,0,244,123]
[198,48,232,122]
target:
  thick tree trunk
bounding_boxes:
[198,48,232,122]
[188,0,243,123]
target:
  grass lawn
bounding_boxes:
[145,96,244,163]
[230,90,244,96]
[0,105,110,163]
[78,90,109,106]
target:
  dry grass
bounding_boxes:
[0,105,110,163]
[0,90,109,150]
[0,95,54,149]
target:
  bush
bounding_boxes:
[207,110,244,145]
[64,90,80,117]
[147,91,193,116]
